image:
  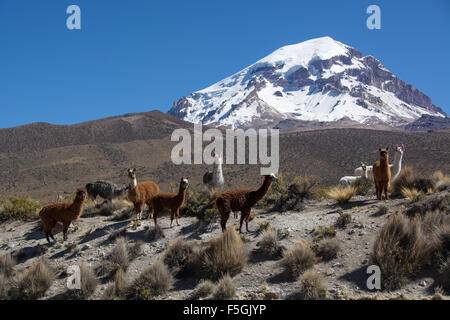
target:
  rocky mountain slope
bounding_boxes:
[169,37,446,129]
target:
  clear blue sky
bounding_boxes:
[0,0,449,128]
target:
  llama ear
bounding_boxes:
[133,168,137,172]
[402,145,405,151]
[386,147,389,150]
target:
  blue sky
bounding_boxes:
[0,0,449,128]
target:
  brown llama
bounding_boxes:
[216,173,278,233]
[127,168,160,220]
[151,178,189,227]
[39,188,87,243]
[373,147,391,200]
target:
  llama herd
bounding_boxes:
[38,146,405,243]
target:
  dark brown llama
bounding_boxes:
[216,174,278,233]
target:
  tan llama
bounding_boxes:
[39,188,87,243]
[373,147,391,200]
[151,177,189,227]
[216,173,278,233]
[127,168,160,220]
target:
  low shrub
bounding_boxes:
[280,239,317,280]
[0,197,40,221]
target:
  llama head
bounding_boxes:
[180,177,189,189]
[378,147,389,162]
[361,162,367,171]
[127,168,137,180]
[264,173,278,182]
[76,188,87,201]
[395,144,405,153]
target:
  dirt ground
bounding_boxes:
[0,191,447,300]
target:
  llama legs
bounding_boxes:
[239,208,251,233]
[62,221,71,241]
[43,219,57,243]
[220,210,230,232]
[383,182,389,200]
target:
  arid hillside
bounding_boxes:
[0,111,449,201]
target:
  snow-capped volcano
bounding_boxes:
[169,37,446,129]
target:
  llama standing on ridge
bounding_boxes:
[151,178,189,228]
[39,188,87,243]
[354,144,405,178]
[126,168,160,221]
[216,174,278,233]
[85,180,128,206]
[203,151,224,192]
[373,147,391,200]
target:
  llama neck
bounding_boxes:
[391,151,402,173]
[176,186,187,204]
[70,196,85,219]
[392,152,403,181]
[129,178,137,190]
[363,169,368,179]
[253,179,272,202]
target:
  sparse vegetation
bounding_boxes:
[189,279,216,300]
[212,274,236,300]
[432,171,450,191]
[263,174,316,212]
[371,213,436,290]
[68,262,98,299]
[163,237,198,275]
[256,228,283,258]
[438,258,450,292]
[129,260,173,299]
[401,187,424,202]
[200,228,247,280]
[335,211,352,228]
[314,238,341,261]
[0,274,9,299]
[280,239,317,280]
[391,166,435,196]
[0,196,40,221]
[0,253,16,277]
[290,270,326,300]
[312,225,337,239]
[10,257,54,299]
[326,185,357,204]
[102,268,125,300]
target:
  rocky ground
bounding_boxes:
[0,190,448,300]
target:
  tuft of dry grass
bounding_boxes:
[280,239,317,280]
[314,238,341,261]
[110,237,129,271]
[200,228,247,280]
[128,241,144,261]
[256,228,283,258]
[68,262,98,300]
[163,237,198,275]
[102,268,125,300]
[188,279,216,300]
[290,270,327,300]
[371,213,434,290]
[0,253,16,277]
[0,196,40,221]
[326,185,357,204]
[0,274,9,299]
[401,187,424,203]
[10,257,54,299]
[312,225,336,239]
[212,274,236,300]
[432,171,450,192]
[352,177,373,196]
[335,211,352,228]
[438,258,450,292]
[392,166,435,195]
[129,260,173,299]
